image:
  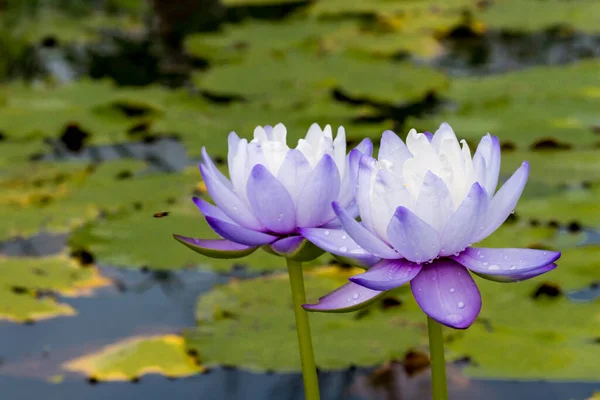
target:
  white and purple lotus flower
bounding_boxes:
[175,122,560,329]
[301,123,560,328]
[174,123,373,262]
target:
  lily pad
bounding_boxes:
[0,289,75,323]
[0,255,110,296]
[446,272,600,380]
[0,160,200,241]
[69,199,326,272]
[407,60,600,149]
[447,324,600,380]
[475,0,600,32]
[517,187,600,229]
[184,266,426,371]
[194,51,447,105]
[501,151,600,187]
[63,335,203,381]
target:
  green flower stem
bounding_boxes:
[286,259,320,400]
[427,316,449,400]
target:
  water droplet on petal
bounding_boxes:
[479,255,484,259]
[277,213,284,221]
[193,239,200,245]
[488,264,500,270]
[543,251,548,255]
[483,262,489,266]
[503,255,509,260]
[449,288,455,293]
[324,230,330,236]
[341,235,347,240]
[457,301,465,309]
[339,246,348,253]
[453,252,460,256]
[352,293,360,300]
[510,265,517,270]
[510,210,515,214]
[233,206,238,212]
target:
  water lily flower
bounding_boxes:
[174,123,373,262]
[301,123,561,329]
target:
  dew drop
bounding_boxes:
[341,235,347,240]
[324,230,330,236]
[449,288,455,293]
[510,210,515,214]
[543,251,548,255]
[457,301,465,309]
[453,252,460,256]
[352,293,360,300]
[479,255,484,259]
[488,264,500,270]
[193,238,200,245]
[277,213,284,221]
[339,246,348,253]
[232,206,238,212]
[483,262,489,266]
[510,265,517,270]
[503,255,509,260]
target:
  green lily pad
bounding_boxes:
[475,0,600,32]
[447,323,600,380]
[69,199,326,272]
[446,270,600,380]
[0,255,110,296]
[502,151,600,187]
[407,60,600,149]
[0,289,76,323]
[63,335,203,380]
[0,160,200,241]
[307,0,473,17]
[476,221,559,250]
[184,266,426,371]
[194,51,447,105]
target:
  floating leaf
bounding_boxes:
[0,255,110,296]
[69,201,326,272]
[184,266,425,371]
[0,289,75,323]
[63,335,203,380]
[194,51,447,105]
[408,60,600,149]
[475,0,600,32]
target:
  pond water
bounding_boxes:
[0,264,598,400]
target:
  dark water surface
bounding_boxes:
[1,265,598,400]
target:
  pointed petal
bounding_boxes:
[192,197,233,222]
[440,183,487,256]
[332,202,399,259]
[474,263,557,282]
[452,247,561,276]
[201,147,233,190]
[246,164,296,234]
[267,236,325,261]
[200,163,263,230]
[378,130,412,175]
[353,137,373,156]
[410,259,481,329]
[350,259,421,291]
[172,235,257,259]
[296,154,341,227]
[303,282,386,313]
[387,206,441,263]
[205,216,278,246]
[277,149,312,206]
[475,161,529,241]
[356,155,377,233]
[299,228,373,259]
[474,134,501,196]
[415,171,453,233]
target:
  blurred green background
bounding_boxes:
[0,0,599,399]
